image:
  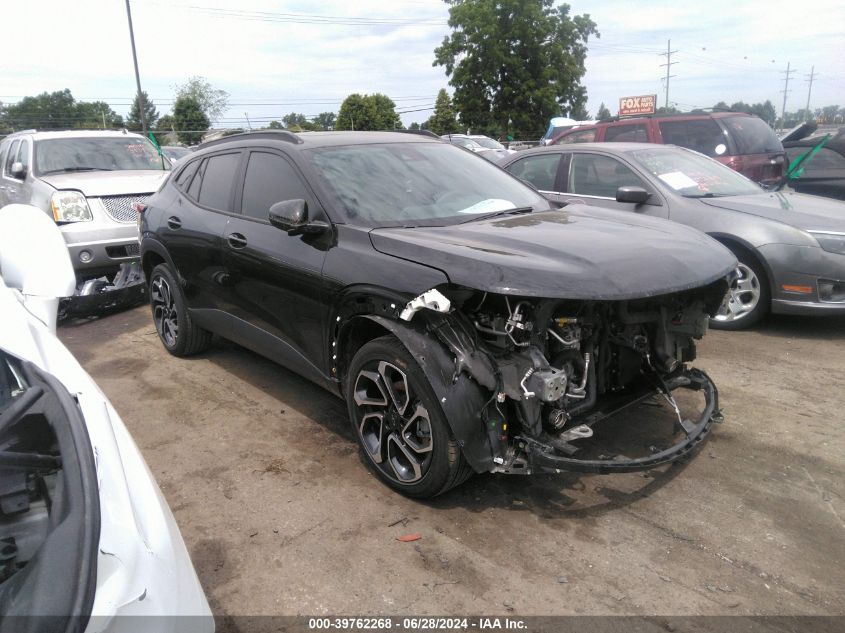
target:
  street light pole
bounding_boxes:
[124,0,147,136]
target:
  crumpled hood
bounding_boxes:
[701,191,845,233]
[370,207,736,300]
[40,170,168,197]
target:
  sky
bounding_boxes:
[2,0,843,135]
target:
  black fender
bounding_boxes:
[361,315,494,474]
[139,237,179,284]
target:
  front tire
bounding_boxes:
[149,263,212,356]
[346,335,472,498]
[710,249,770,330]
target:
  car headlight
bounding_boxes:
[50,190,93,223]
[809,231,845,256]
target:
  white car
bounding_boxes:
[0,205,212,632]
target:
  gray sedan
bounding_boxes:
[499,143,845,329]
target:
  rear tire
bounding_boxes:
[710,248,770,330]
[346,335,472,498]
[149,263,212,356]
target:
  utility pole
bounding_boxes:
[658,39,678,110]
[805,65,817,118]
[124,0,147,136]
[244,112,252,130]
[779,61,796,129]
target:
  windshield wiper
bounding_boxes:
[683,192,720,199]
[458,206,535,224]
[40,167,113,175]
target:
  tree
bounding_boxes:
[174,76,229,121]
[127,91,159,131]
[172,96,210,145]
[424,89,459,135]
[409,122,421,130]
[595,102,611,120]
[154,114,175,145]
[267,120,283,129]
[281,112,319,131]
[313,112,337,131]
[336,93,401,130]
[434,0,597,139]
[1,90,124,130]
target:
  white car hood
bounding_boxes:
[40,170,169,197]
[0,279,212,632]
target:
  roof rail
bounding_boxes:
[385,129,442,139]
[199,129,303,148]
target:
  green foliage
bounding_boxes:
[409,122,421,130]
[172,96,210,145]
[655,106,680,115]
[424,89,459,135]
[0,89,123,130]
[313,112,337,131]
[336,93,401,130]
[268,120,284,129]
[174,76,229,121]
[153,114,175,145]
[281,112,320,131]
[433,0,597,138]
[127,91,159,131]
[713,100,777,126]
[595,102,611,120]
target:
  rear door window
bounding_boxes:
[659,119,727,157]
[197,152,240,211]
[568,153,647,198]
[240,151,311,221]
[720,116,782,155]
[505,154,562,192]
[604,124,648,143]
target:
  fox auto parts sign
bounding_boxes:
[618,95,656,116]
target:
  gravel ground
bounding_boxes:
[59,307,845,619]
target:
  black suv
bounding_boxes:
[140,130,735,498]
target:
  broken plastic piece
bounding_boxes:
[396,533,422,542]
[399,289,451,321]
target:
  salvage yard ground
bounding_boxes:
[60,307,844,618]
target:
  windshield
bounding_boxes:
[630,147,763,197]
[34,137,168,174]
[306,142,547,227]
[162,146,191,160]
[449,137,484,150]
[472,137,505,150]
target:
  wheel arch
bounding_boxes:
[140,238,177,284]
[707,233,773,300]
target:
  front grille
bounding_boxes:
[100,194,151,223]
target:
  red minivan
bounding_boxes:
[552,112,785,186]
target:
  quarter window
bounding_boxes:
[14,141,29,174]
[197,152,240,211]
[4,141,20,177]
[241,152,311,220]
[568,154,646,198]
[505,154,561,192]
[174,159,201,191]
[557,129,596,144]
[605,124,648,143]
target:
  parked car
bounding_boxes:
[140,130,734,498]
[0,129,170,315]
[499,143,845,329]
[466,135,515,157]
[439,134,507,161]
[551,112,786,186]
[784,129,845,200]
[540,116,596,145]
[0,204,212,632]
[161,145,194,163]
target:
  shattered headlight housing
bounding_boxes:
[809,231,845,256]
[51,190,92,223]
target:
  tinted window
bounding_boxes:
[4,141,20,176]
[720,116,782,154]
[557,129,596,144]
[198,153,240,210]
[789,147,845,172]
[187,159,205,200]
[659,119,727,157]
[241,152,310,220]
[605,124,648,143]
[505,154,561,191]
[174,159,200,191]
[568,154,646,198]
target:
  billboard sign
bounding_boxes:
[618,94,657,116]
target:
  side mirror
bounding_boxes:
[616,186,651,205]
[268,199,328,236]
[10,161,26,179]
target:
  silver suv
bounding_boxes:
[0,129,170,312]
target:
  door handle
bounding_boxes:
[227,232,248,249]
[167,216,182,230]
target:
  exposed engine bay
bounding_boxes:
[394,276,728,474]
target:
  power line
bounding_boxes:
[659,39,678,110]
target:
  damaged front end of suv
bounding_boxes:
[378,280,728,477]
